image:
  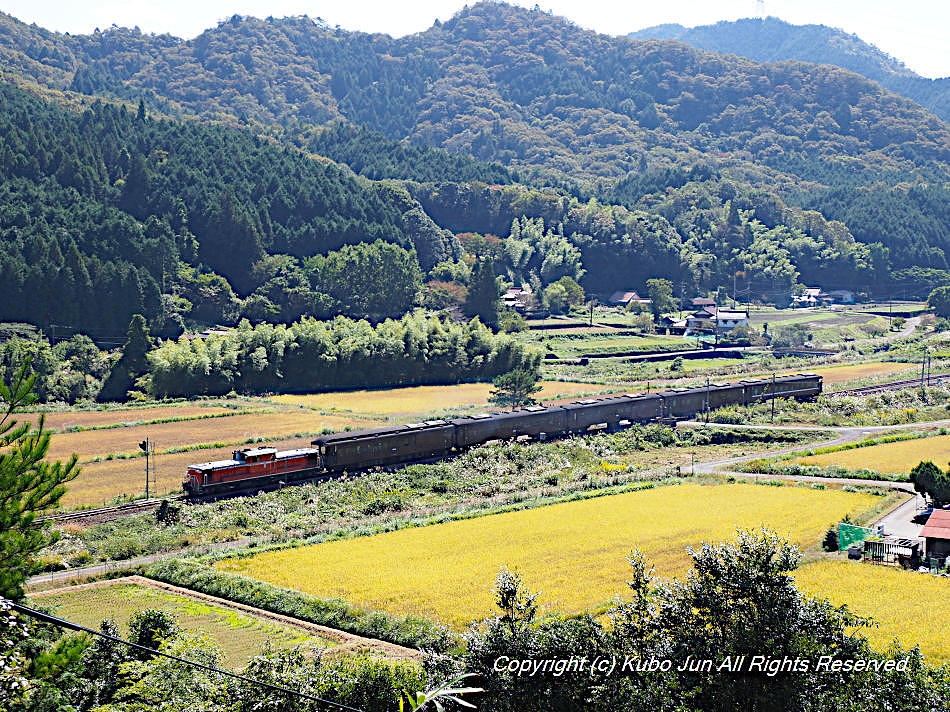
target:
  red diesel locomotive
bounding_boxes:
[183,446,322,496]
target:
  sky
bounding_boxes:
[4,0,948,78]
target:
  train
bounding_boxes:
[182,373,822,497]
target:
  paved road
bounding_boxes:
[878,494,926,539]
[897,315,922,338]
[681,418,948,535]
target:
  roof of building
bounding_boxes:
[921,509,950,540]
[691,297,716,306]
[716,309,749,320]
[609,290,640,304]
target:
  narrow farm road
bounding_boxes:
[681,418,950,478]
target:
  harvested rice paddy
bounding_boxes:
[61,435,320,506]
[46,411,377,463]
[808,362,915,386]
[19,405,245,432]
[217,483,881,628]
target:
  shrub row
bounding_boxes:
[144,558,458,653]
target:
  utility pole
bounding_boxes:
[771,374,776,423]
[706,377,711,423]
[139,438,154,500]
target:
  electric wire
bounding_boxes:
[10,601,364,712]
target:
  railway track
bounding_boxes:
[40,374,932,524]
[40,496,186,525]
[831,374,947,397]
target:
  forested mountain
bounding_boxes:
[630,17,950,124]
[1,1,950,338]
[3,3,948,183]
[0,82,461,336]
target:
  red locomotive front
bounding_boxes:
[183,446,322,496]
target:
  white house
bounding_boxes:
[825,289,855,304]
[791,287,829,307]
[715,309,749,331]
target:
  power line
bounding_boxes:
[10,602,363,712]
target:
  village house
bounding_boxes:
[920,509,950,564]
[715,308,749,331]
[608,290,652,308]
[685,306,749,334]
[791,286,826,307]
[685,306,717,332]
[825,289,855,304]
[690,297,717,312]
[502,285,533,312]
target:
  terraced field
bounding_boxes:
[216,483,881,628]
[809,361,916,387]
[45,410,375,463]
[32,579,330,668]
[20,404,247,432]
[796,560,950,663]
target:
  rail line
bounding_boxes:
[830,374,947,397]
[39,496,186,525]
[41,373,940,524]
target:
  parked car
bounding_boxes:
[847,544,863,560]
[911,508,933,524]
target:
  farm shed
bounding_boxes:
[920,510,950,560]
[862,537,920,568]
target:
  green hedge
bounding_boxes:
[144,558,458,653]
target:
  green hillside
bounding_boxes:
[630,16,950,124]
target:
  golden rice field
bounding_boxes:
[796,434,950,475]
[33,580,328,668]
[61,435,320,506]
[270,380,620,417]
[796,560,950,663]
[217,483,881,629]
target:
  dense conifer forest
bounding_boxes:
[1,1,950,397]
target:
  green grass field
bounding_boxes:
[32,581,332,668]
[216,483,881,628]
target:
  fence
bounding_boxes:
[838,523,875,551]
